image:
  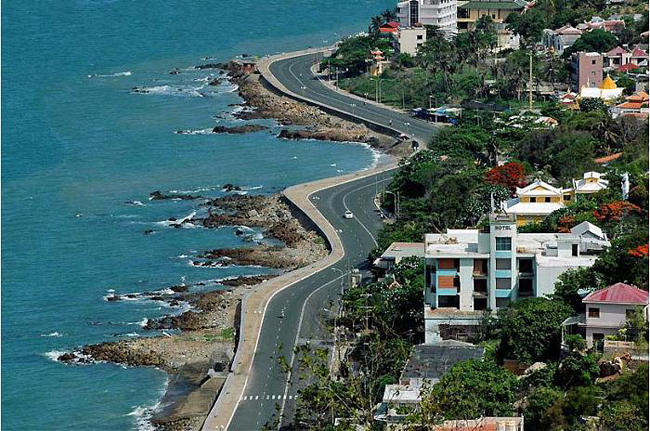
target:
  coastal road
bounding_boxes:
[225,168,394,430]
[267,52,440,145]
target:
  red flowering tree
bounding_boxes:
[628,243,649,258]
[593,201,642,223]
[485,162,526,193]
[558,215,576,233]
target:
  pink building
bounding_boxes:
[571,52,603,92]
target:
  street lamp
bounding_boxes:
[379,79,388,104]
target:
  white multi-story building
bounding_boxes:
[397,0,458,36]
[392,26,428,56]
[423,214,610,343]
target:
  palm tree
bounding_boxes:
[369,15,383,35]
[381,8,398,23]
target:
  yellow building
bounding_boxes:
[579,75,624,102]
[502,173,609,226]
[457,0,527,31]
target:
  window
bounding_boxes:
[417,34,423,40]
[496,237,512,251]
[474,298,488,311]
[519,278,533,296]
[496,297,511,309]
[530,197,537,203]
[564,194,571,201]
[545,197,551,203]
[518,259,533,273]
[588,307,600,318]
[592,60,596,65]
[572,244,579,256]
[496,259,511,270]
[496,278,511,289]
[409,0,419,26]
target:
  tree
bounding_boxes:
[564,29,618,57]
[603,363,649,427]
[579,97,609,113]
[555,352,600,389]
[369,15,383,35]
[485,162,527,193]
[497,298,574,363]
[552,267,604,313]
[599,401,646,431]
[380,8,397,23]
[417,359,519,424]
[523,386,564,430]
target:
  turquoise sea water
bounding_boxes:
[1,1,393,429]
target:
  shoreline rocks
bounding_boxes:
[150,191,202,201]
[211,124,269,134]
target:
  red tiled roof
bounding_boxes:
[617,63,640,72]
[381,21,400,28]
[594,152,623,164]
[607,46,628,56]
[616,101,647,109]
[631,47,648,57]
[623,112,649,118]
[584,283,649,304]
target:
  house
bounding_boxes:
[612,91,650,118]
[603,46,632,69]
[577,16,626,33]
[373,242,424,271]
[582,283,648,347]
[457,0,527,32]
[502,179,569,225]
[502,173,609,225]
[571,52,603,92]
[559,91,579,109]
[375,341,484,424]
[379,21,401,34]
[543,25,583,54]
[397,0,458,36]
[572,171,609,194]
[392,25,427,56]
[630,46,649,66]
[579,75,624,101]
[423,214,609,343]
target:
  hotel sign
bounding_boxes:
[495,225,512,231]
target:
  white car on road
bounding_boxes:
[344,210,354,219]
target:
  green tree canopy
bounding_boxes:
[497,297,574,363]
[418,359,519,423]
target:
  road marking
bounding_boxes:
[277,273,347,425]
[223,170,396,431]
[342,178,391,247]
[255,396,259,400]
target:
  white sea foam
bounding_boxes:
[124,332,140,337]
[88,71,133,78]
[126,200,145,206]
[240,185,263,191]
[44,350,66,361]
[41,332,63,338]
[137,317,148,327]
[127,377,168,431]
[174,128,213,135]
[131,85,204,98]
[154,211,196,227]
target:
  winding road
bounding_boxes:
[267,52,439,145]
[204,50,440,430]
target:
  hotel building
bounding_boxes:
[397,0,458,36]
[423,214,609,343]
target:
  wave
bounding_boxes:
[131,85,204,98]
[125,200,145,207]
[41,332,63,338]
[88,71,132,78]
[126,376,168,431]
[174,128,213,135]
[44,350,67,362]
[154,211,196,227]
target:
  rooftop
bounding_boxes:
[583,282,649,305]
[401,342,485,383]
[380,242,425,260]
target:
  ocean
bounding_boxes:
[1,1,393,429]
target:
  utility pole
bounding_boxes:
[529,51,533,112]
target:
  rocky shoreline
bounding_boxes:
[218,59,412,157]
[57,191,328,430]
[58,53,399,431]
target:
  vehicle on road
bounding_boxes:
[344,210,354,219]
